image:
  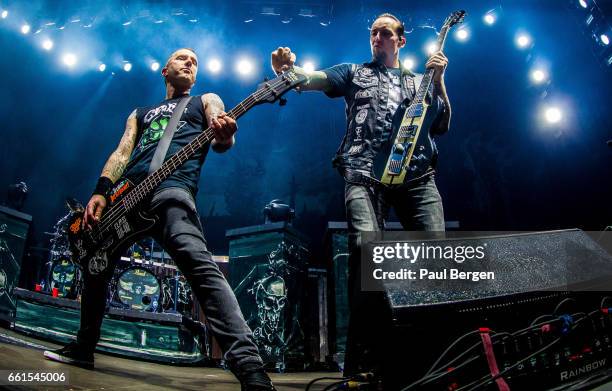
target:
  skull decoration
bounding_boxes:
[248,243,292,364]
[253,275,287,344]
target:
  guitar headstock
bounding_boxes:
[444,10,466,29]
[254,69,308,105]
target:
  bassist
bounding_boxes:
[44,48,275,391]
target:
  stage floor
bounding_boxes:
[0,327,338,390]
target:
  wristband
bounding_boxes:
[92,177,114,198]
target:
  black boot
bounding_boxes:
[43,342,94,369]
[232,362,276,391]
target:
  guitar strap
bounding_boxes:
[148,96,193,174]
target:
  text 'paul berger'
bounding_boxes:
[372,242,486,264]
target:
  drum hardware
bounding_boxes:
[41,202,83,297]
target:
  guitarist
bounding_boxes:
[44,48,275,391]
[271,14,451,375]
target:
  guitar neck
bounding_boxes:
[413,24,451,105]
[122,95,256,209]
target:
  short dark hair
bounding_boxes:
[375,13,405,37]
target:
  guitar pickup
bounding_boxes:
[408,104,424,117]
[399,125,418,138]
[387,142,412,175]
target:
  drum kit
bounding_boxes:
[42,199,193,315]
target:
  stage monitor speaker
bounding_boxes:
[0,205,31,323]
[346,229,612,390]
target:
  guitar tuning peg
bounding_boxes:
[279,98,287,106]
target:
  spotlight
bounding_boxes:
[426,42,439,55]
[207,58,222,73]
[601,34,610,45]
[150,61,160,71]
[42,39,53,51]
[484,13,496,25]
[544,106,563,124]
[21,24,30,34]
[302,61,315,73]
[579,0,588,8]
[98,63,106,72]
[516,34,532,49]
[455,29,469,41]
[62,53,77,67]
[1,10,8,19]
[123,62,132,72]
[402,57,416,71]
[236,58,253,76]
[530,69,547,84]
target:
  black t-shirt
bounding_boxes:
[122,95,209,196]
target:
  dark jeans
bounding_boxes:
[343,173,445,375]
[76,187,262,368]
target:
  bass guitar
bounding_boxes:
[66,70,307,274]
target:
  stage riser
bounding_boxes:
[15,298,203,364]
[227,222,310,371]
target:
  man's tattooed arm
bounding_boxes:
[203,93,236,152]
[100,109,139,182]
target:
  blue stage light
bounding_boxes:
[484,13,496,25]
[21,24,30,34]
[516,33,532,49]
[1,10,8,19]
[544,107,562,124]
[150,61,160,71]
[207,58,222,74]
[426,42,439,55]
[601,34,610,45]
[530,69,547,84]
[579,0,588,8]
[123,62,132,72]
[42,39,53,51]
[98,63,106,72]
[455,29,469,41]
[402,56,416,71]
[236,58,254,76]
[302,61,315,73]
[62,53,77,67]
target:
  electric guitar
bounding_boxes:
[66,70,307,275]
[372,10,465,186]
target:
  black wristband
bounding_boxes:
[93,176,114,198]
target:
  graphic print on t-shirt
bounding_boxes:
[138,101,187,151]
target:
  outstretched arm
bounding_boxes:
[271,47,331,92]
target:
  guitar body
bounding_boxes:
[372,98,437,186]
[66,179,157,275]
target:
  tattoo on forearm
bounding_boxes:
[101,154,128,182]
[205,94,225,121]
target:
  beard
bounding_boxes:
[372,49,387,64]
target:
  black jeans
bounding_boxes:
[76,187,262,368]
[343,174,445,375]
